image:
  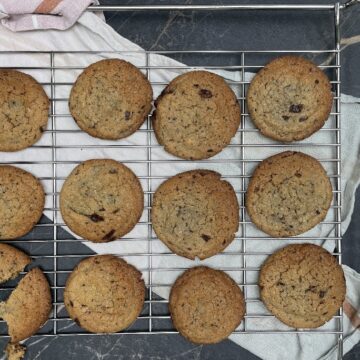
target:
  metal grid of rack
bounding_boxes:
[0,2,354,359]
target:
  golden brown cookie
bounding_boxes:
[169,266,245,344]
[0,244,31,283]
[0,166,45,240]
[0,268,52,342]
[246,56,333,142]
[60,159,144,243]
[151,170,239,260]
[69,59,153,140]
[0,70,49,151]
[246,151,332,237]
[64,255,145,333]
[259,244,346,328]
[153,71,241,160]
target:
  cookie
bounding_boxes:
[153,71,241,160]
[0,70,49,152]
[0,244,31,283]
[169,266,245,344]
[151,170,239,260]
[64,255,145,333]
[69,59,153,140]
[246,151,332,237]
[246,56,333,142]
[0,166,45,240]
[60,159,144,242]
[259,244,346,328]
[0,268,52,342]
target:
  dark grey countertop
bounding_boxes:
[1,1,360,359]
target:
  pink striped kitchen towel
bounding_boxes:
[0,0,98,31]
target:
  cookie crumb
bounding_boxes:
[6,343,26,360]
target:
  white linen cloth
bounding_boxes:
[0,0,97,31]
[0,11,359,360]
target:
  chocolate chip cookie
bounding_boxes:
[247,56,333,142]
[170,266,245,344]
[0,70,49,151]
[0,166,45,239]
[69,59,153,140]
[246,151,332,237]
[151,170,239,260]
[0,268,52,342]
[64,255,145,333]
[60,159,144,243]
[259,244,346,328]
[153,71,241,160]
[0,244,31,283]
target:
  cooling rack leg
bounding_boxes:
[50,51,58,336]
[240,52,247,332]
[334,3,343,360]
[146,52,153,333]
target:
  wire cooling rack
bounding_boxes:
[0,2,356,360]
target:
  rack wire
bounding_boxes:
[0,2,355,359]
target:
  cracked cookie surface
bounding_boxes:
[0,268,52,342]
[0,166,45,239]
[60,159,144,243]
[0,70,49,151]
[69,59,153,140]
[151,170,239,260]
[259,244,346,328]
[0,244,31,283]
[64,255,145,333]
[169,266,245,344]
[153,71,241,160]
[246,151,332,237]
[246,56,333,142]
